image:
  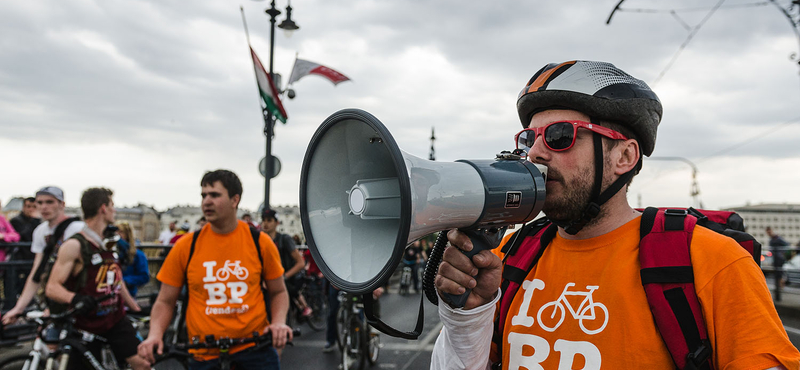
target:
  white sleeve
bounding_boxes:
[30,224,46,254]
[431,289,500,370]
[63,221,85,240]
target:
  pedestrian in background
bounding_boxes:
[10,197,41,245]
[116,221,150,298]
[766,226,790,296]
[0,198,21,261]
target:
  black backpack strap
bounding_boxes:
[250,226,264,267]
[179,228,203,341]
[32,217,80,283]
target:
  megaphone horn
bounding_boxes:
[300,109,547,299]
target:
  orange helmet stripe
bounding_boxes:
[526,60,577,93]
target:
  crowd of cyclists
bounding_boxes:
[0,173,431,370]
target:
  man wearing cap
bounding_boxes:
[169,221,191,244]
[2,186,85,325]
[431,61,799,369]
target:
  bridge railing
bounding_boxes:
[0,243,172,310]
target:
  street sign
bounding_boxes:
[259,156,282,178]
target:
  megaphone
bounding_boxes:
[300,108,547,303]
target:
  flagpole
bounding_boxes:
[287,52,298,87]
[240,6,252,47]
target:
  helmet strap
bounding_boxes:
[561,118,639,235]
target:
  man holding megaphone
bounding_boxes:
[431,61,800,370]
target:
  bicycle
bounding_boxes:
[337,292,379,370]
[0,309,53,370]
[215,260,249,281]
[152,328,300,370]
[536,282,609,335]
[0,294,121,370]
[399,265,413,296]
[285,273,327,332]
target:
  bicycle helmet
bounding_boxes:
[517,60,662,156]
[517,61,662,234]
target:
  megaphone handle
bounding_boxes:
[439,228,502,309]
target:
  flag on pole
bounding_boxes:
[288,58,351,86]
[250,47,288,123]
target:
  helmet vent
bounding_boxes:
[582,61,650,91]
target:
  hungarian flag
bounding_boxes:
[250,47,288,123]
[288,58,351,86]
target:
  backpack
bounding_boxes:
[45,234,109,315]
[177,226,265,341]
[493,207,761,370]
[31,217,81,299]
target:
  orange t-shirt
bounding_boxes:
[493,216,800,370]
[157,221,284,360]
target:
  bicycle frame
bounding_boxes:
[558,283,601,319]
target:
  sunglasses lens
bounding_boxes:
[517,130,535,151]
[544,122,575,150]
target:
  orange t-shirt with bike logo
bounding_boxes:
[492,216,800,370]
[158,221,284,360]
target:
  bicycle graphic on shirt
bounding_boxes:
[216,260,249,281]
[536,283,608,335]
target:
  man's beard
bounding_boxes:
[542,166,604,228]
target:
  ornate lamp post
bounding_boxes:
[262,0,299,211]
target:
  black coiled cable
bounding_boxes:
[422,231,449,305]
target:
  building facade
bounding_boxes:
[116,204,161,243]
[159,206,259,234]
[272,205,304,242]
[725,203,800,247]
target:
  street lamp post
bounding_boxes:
[262,0,298,211]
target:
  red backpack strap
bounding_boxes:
[492,219,557,363]
[639,207,712,370]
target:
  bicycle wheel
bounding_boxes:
[306,292,328,332]
[367,329,380,365]
[152,357,188,370]
[336,306,348,351]
[342,315,365,370]
[536,301,565,332]
[0,354,32,370]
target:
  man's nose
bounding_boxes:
[526,134,551,163]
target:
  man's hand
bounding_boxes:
[434,229,502,310]
[70,294,97,315]
[137,336,163,365]
[266,322,293,350]
[372,287,384,300]
[128,301,142,312]
[1,307,21,325]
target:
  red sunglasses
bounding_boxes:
[515,120,628,152]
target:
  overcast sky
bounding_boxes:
[2,0,800,214]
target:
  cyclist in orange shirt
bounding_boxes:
[138,170,291,370]
[432,61,800,369]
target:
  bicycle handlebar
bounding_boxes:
[48,293,116,321]
[176,328,301,350]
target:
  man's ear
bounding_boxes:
[231,194,241,209]
[614,139,640,176]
